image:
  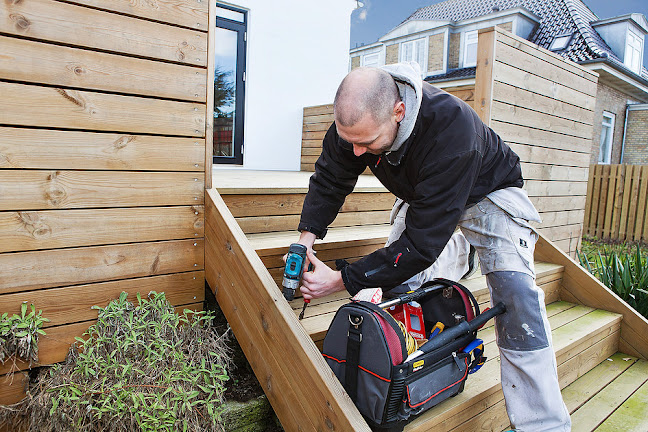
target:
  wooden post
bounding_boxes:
[474,27,497,126]
[205,0,216,189]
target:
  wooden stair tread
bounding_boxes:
[212,169,387,194]
[249,224,392,254]
[291,261,564,343]
[403,307,622,431]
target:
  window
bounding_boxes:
[549,34,572,51]
[362,53,380,67]
[625,30,643,75]
[214,5,246,165]
[463,30,478,67]
[599,112,615,164]
[400,38,426,71]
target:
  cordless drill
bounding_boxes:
[282,243,311,319]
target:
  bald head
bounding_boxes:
[334,67,401,127]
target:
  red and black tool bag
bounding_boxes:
[322,279,504,429]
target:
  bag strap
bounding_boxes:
[345,313,363,401]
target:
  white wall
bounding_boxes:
[217,0,355,171]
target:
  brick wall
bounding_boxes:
[623,107,648,164]
[351,56,360,70]
[448,33,460,69]
[386,44,399,64]
[428,33,445,72]
[590,84,639,164]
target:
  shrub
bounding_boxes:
[0,303,49,365]
[2,292,231,432]
[578,245,648,319]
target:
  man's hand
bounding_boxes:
[300,249,346,300]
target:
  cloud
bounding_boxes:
[358,9,368,21]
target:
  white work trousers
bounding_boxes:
[387,188,571,432]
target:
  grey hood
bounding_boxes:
[380,62,423,155]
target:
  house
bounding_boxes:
[212,0,356,171]
[349,0,648,165]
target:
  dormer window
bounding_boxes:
[625,29,643,74]
[549,34,572,51]
[463,30,478,67]
[400,38,427,71]
[362,53,380,67]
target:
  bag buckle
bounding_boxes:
[349,315,363,328]
[443,286,454,298]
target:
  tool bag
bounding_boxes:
[322,279,505,429]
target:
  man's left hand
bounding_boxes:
[300,249,346,300]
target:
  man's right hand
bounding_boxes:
[282,231,317,272]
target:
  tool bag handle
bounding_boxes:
[378,279,480,319]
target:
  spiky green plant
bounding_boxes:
[578,245,648,318]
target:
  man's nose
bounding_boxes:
[352,144,367,157]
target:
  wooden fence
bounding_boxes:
[584,164,648,242]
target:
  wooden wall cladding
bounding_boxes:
[0,0,210,386]
[300,86,475,172]
[476,27,598,257]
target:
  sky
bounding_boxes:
[350,0,648,68]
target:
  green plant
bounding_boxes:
[0,303,49,365]
[3,292,231,432]
[578,245,648,318]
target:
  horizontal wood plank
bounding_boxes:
[509,142,591,168]
[494,43,597,98]
[492,81,593,126]
[237,210,391,235]
[0,206,204,253]
[0,82,205,137]
[303,113,335,125]
[492,101,593,140]
[303,105,333,117]
[521,163,589,182]
[493,121,592,155]
[524,179,588,197]
[0,239,204,294]
[0,128,204,171]
[0,271,204,327]
[65,0,208,30]
[0,170,204,210]
[223,192,395,218]
[0,35,206,102]
[496,30,598,83]
[0,0,207,65]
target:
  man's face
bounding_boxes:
[336,102,405,157]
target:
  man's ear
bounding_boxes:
[394,101,405,123]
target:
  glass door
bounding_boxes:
[214,5,246,164]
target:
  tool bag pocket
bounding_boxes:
[400,352,470,417]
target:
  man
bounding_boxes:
[294,63,570,431]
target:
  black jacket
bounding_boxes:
[298,83,523,295]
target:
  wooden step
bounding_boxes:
[563,353,648,432]
[402,306,622,432]
[289,262,564,349]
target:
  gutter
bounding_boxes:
[578,56,648,88]
[620,104,629,163]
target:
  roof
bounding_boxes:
[404,0,648,81]
[425,67,476,83]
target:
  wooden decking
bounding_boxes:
[207,168,648,431]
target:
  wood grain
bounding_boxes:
[0,82,205,137]
[0,170,204,210]
[64,0,209,30]
[0,239,204,294]
[0,35,206,102]
[0,0,207,65]
[0,128,204,171]
[0,206,204,253]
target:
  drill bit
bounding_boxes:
[298,299,310,320]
